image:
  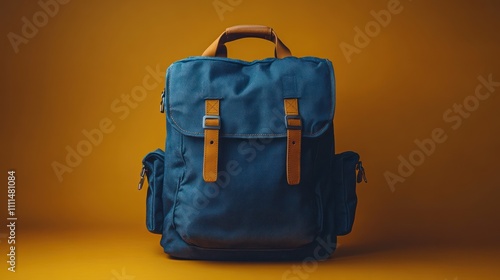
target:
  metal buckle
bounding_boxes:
[284,115,302,130]
[203,115,221,130]
[159,89,165,114]
[138,166,147,190]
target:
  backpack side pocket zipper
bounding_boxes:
[139,149,165,234]
[333,151,367,236]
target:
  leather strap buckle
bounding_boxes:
[284,115,302,130]
[159,89,165,114]
[203,100,220,182]
[138,165,147,190]
[203,115,221,130]
[283,98,302,185]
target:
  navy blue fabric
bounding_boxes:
[166,56,335,138]
[141,55,360,260]
[143,149,165,234]
[333,151,360,236]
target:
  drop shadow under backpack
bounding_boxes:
[138,25,367,261]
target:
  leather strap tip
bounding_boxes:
[203,174,217,183]
[287,177,300,186]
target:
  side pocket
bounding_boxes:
[333,151,367,236]
[141,149,165,234]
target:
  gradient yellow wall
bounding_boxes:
[1,0,500,278]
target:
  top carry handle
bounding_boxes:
[202,25,292,58]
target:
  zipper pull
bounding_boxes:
[138,165,147,190]
[356,161,367,183]
[160,89,165,113]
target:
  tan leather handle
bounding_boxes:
[202,25,292,59]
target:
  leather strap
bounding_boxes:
[202,25,292,59]
[203,100,220,182]
[284,98,301,185]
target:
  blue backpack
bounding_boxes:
[139,26,366,260]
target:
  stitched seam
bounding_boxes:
[287,130,291,182]
[295,131,301,183]
[174,56,327,66]
[203,130,208,181]
[169,99,324,137]
[213,131,219,180]
[288,130,301,184]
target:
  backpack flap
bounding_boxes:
[166,56,335,139]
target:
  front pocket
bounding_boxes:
[173,136,323,249]
[333,151,366,236]
[142,149,165,234]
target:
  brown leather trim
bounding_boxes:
[203,100,220,182]
[284,98,301,185]
[202,25,292,59]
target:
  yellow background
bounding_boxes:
[1,0,499,279]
